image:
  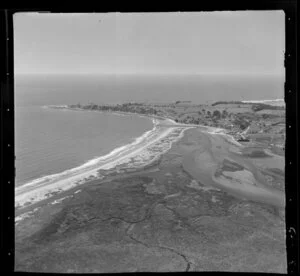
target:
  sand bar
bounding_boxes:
[182,128,285,208]
[15,117,195,210]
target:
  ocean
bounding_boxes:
[15,74,284,187]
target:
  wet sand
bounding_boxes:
[15,123,286,273]
[181,128,285,208]
[15,122,285,223]
[15,117,196,213]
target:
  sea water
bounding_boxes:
[15,74,284,187]
[15,75,155,187]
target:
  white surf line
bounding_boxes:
[98,126,193,172]
[46,105,169,125]
[111,126,195,170]
[15,125,191,210]
[15,119,162,194]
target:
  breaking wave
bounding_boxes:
[16,117,160,193]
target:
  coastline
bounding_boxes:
[44,104,226,130]
[15,104,249,223]
[15,108,196,215]
[15,106,286,273]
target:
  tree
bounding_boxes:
[222,109,228,118]
[212,110,221,120]
[240,123,249,130]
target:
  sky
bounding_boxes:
[14,11,285,76]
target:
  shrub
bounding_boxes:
[222,110,228,118]
[213,110,221,119]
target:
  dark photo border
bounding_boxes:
[0,1,298,274]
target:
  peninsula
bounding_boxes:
[15,100,286,273]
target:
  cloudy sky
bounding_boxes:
[14,11,285,76]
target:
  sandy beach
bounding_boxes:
[14,12,287,272]
[15,116,195,212]
[15,121,286,273]
[15,108,284,224]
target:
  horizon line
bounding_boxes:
[14,72,285,77]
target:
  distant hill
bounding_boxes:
[211,100,285,112]
[211,101,247,106]
[175,101,192,104]
[251,103,285,112]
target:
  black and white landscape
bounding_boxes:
[14,11,286,273]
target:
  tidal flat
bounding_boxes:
[15,127,286,273]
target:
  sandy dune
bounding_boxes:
[15,118,194,211]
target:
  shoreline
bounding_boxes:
[15,108,196,213]
[45,104,228,130]
[15,105,247,223]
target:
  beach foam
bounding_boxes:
[16,120,159,191]
[15,116,193,211]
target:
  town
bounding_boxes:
[68,100,285,156]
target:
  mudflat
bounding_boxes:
[15,128,286,273]
[182,129,285,208]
